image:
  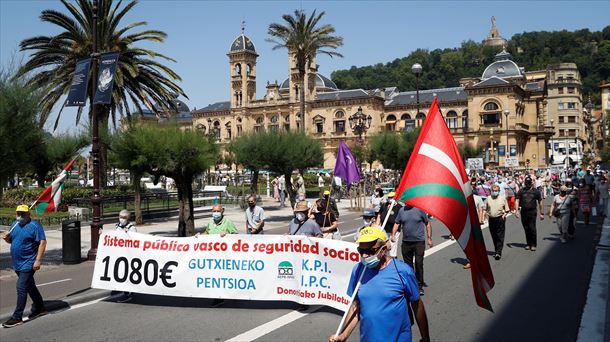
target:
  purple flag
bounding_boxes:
[333,140,361,189]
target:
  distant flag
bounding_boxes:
[34,159,76,214]
[393,98,495,311]
[333,140,362,190]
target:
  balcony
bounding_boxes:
[550,78,581,86]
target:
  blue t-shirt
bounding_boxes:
[9,219,46,271]
[347,260,420,342]
[395,206,429,242]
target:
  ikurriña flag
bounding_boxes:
[34,159,76,214]
[393,97,495,311]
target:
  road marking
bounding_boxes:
[226,306,322,342]
[38,278,71,287]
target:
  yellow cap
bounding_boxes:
[356,226,388,243]
[387,191,396,198]
[323,190,331,195]
[16,204,29,212]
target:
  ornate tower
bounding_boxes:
[228,27,258,108]
[287,49,318,102]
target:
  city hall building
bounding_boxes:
[184,23,587,170]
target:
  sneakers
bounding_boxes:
[494,253,501,260]
[560,237,567,244]
[27,309,48,320]
[2,318,23,328]
[419,287,425,296]
[530,246,537,251]
[524,246,530,250]
[117,293,132,303]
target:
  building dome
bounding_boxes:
[229,33,256,53]
[481,49,522,79]
[279,73,338,91]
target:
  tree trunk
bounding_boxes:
[250,169,259,195]
[175,175,195,237]
[133,172,143,225]
[299,73,306,132]
[285,172,296,208]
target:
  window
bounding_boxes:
[558,116,565,123]
[558,87,564,94]
[284,116,290,131]
[445,111,457,129]
[567,87,575,94]
[254,117,264,133]
[213,121,221,139]
[335,110,345,119]
[401,113,411,121]
[568,116,576,123]
[235,63,241,76]
[482,113,500,125]
[386,114,397,131]
[316,122,324,133]
[483,102,500,111]
[567,102,576,109]
[462,110,468,129]
[568,129,576,137]
[269,116,279,132]
[334,120,345,133]
[558,102,565,110]
[246,64,252,76]
[559,129,565,137]
[237,125,242,137]
[416,113,426,127]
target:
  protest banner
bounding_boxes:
[91,231,359,311]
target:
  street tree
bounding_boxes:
[17,0,186,184]
[267,10,343,130]
[228,133,267,195]
[112,124,218,236]
[30,133,89,187]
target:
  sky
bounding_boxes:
[1,0,609,135]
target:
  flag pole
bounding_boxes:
[334,267,366,337]
[379,200,397,231]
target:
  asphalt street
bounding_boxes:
[0,198,601,341]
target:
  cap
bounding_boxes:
[560,185,568,192]
[356,226,388,243]
[323,190,330,196]
[387,191,396,198]
[362,208,376,217]
[294,201,309,212]
[16,204,29,212]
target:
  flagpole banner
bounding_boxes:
[93,52,120,105]
[35,159,75,214]
[65,58,91,107]
[333,140,362,190]
[393,98,495,311]
[92,231,360,311]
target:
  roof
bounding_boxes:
[525,81,545,91]
[481,49,523,79]
[472,76,510,87]
[315,89,369,101]
[229,33,256,53]
[387,87,467,106]
[174,112,192,123]
[280,73,338,90]
[195,101,231,113]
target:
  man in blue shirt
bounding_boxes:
[329,227,430,342]
[2,205,48,328]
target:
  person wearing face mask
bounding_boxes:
[391,203,432,295]
[548,185,575,243]
[320,190,339,219]
[2,205,47,328]
[377,192,401,257]
[114,210,137,303]
[483,185,509,260]
[314,199,339,239]
[245,195,265,235]
[515,176,544,251]
[597,176,609,217]
[289,201,322,237]
[205,204,237,236]
[354,208,378,242]
[328,227,430,342]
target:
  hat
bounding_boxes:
[560,185,568,192]
[323,190,330,196]
[387,191,396,198]
[15,204,29,212]
[356,226,388,243]
[294,201,309,212]
[362,208,376,217]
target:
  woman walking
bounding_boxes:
[578,180,592,225]
[549,185,575,243]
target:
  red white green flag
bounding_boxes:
[34,159,76,214]
[393,98,495,311]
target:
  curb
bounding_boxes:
[0,288,113,323]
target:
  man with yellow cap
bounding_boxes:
[2,205,48,328]
[329,226,430,342]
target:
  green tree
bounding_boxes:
[30,133,89,187]
[111,124,218,236]
[458,144,483,165]
[17,0,185,184]
[368,128,421,171]
[228,134,267,195]
[0,68,44,197]
[267,10,343,130]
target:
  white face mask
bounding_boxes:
[363,219,373,226]
[119,218,128,226]
[295,213,306,221]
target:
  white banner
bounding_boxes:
[504,157,519,168]
[467,158,484,170]
[91,231,360,311]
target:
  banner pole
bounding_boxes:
[380,200,396,230]
[334,267,366,337]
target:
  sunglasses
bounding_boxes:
[357,246,383,255]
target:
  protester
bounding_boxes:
[578,180,593,225]
[515,176,544,251]
[504,178,518,212]
[205,204,237,236]
[566,179,578,238]
[328,227,430,342]
[332,175,342,202]
[483,185,509,260]
[245,195,265,234]
[377,191,401,257]
[114,209,137,303]
[392,203,432,295]
[314,199,339,239]
[318,173,325,198]
[321,190,339,218]
[289,201,322,237]
[278,174,287,207]
[548,185,575,243]
[294,171,305,194]
[272,176,280,202]
[2,205,48,328]
[597,176,609,217]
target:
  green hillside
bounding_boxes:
[331,27,610,104]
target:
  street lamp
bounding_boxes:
[550,119,555,165]
[489,128,496,167]
[88,0,101,260]
[504,109,510,162]
[412,63,423,120]
[348,106,372,142]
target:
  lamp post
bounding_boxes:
[412,63,422,120]
[550,119,555,165]
[348,106,372,142]
[504,109,510,164]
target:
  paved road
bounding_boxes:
[0,199,600,341]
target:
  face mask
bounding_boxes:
[15,215,24,224]
[212,212,222,222]
[119,218,128,226]
[298,195,305,201]
[524,181,532,188]
[296,213,306,221]
[491,191,499,197]
[362,254,381,269]
[560,191,567,196]
[363,219,373,226]
[248,202,255,208]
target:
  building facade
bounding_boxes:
[189,29,588,170]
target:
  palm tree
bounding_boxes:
[267,10,343,131]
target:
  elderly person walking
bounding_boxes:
[549,185,576,243]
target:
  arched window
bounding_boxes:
[213,121,221,139]
[246,64,252,76]
[269,115,279,132]
[462,110,468,129]
[416,113,426,127]
[482,101,501,125]
[386,114,397,131]
[254,117,264,133]
[401,113,411,121]
[483,101,500,111]
[235,63,241,76]
[284,115,290,131]
[335,110,345,119]
[445,111,458,129]
[225,122,232,139]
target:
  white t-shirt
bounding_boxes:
[318,176,324,188]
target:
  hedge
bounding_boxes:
[0,185,142,209]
